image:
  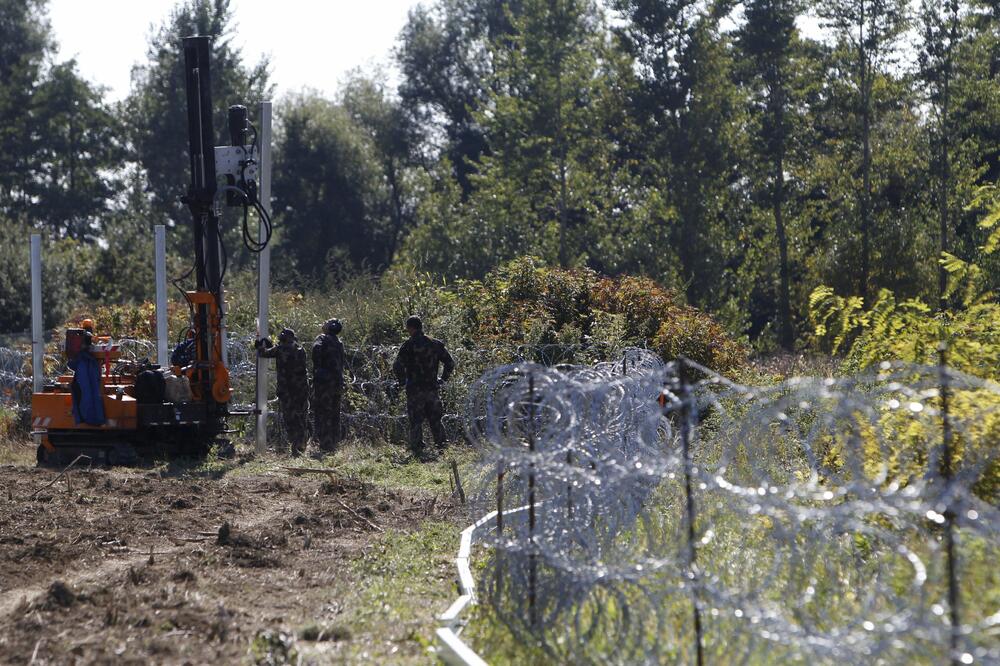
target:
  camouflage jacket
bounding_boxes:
[393,333,455,391]
[312,333,345,388]
[258,340,308,400]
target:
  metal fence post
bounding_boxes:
[528,372,538,627]
[678,358,705,666]
[255,100,273,453]
[154,225,169,367]
[939,343,961,665]
[497,463,505,536]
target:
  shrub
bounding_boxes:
[456,258,747,372]
[53,258,746,376]
[592,275,748,372]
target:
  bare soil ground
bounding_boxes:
[0,457,460,665]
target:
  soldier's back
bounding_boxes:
[404,334,446,388]
[273,342,306,390]
[313,334,345,387]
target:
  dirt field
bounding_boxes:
[0,452,462,665]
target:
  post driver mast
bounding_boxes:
[181,35,231,436]
[178,34,274,446]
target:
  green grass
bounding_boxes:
[329,439,479,492]
[0,437,34,466]
[212,437,479,494]
[139,435,477,494]
[0,405,33,465]
[293,520,461,664]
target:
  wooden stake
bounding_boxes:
[32,454,90,498]
[450,460,466,504]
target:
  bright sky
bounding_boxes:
[47,0,424,101]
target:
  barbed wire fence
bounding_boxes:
[0,334,620,448]
[462,349,1000,665]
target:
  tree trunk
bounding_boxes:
[775,154,793,351]
[556,59,569,268]
[859,1,872,305]
[69,113,77,240]
[385,160,405,265]
[938,9,956,311]
[774,85,794,351]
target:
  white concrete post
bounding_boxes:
[30,234,43,394]
[255,100,273,453]
[155,225,169,366]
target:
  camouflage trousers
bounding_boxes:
[406,389,445,453]
[278,393,308,455]
[313,383,343,452]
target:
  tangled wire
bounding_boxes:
[464,351,1000,665]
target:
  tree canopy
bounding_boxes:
[5,0,1000,358]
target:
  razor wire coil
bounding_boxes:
[463,352,1000,665]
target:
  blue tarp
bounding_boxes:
[69,352,106,426]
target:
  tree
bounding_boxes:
[28,61,124,240]
[272,92,392,282]
[399,0,674,282]
[941,1,1000,295]
[738,0,809,350]
[396,0,524,195]
[816,0,909,304]
[612,0,745,311]
[0,0,121,239]
[917,0,966,308]
[341,71,420,264]
[0,0,50,216]
[125,0,271,242]
[805,68,939,304]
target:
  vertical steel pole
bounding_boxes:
[155,225,169,367]
[497,464,505,535]
[939,343,961,665]
[255,101,273,453]
[30,235,43,394]
[528,372,537,627]
[678,359,704,666]
[495,459,505,603]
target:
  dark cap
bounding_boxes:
[278,328,296,342]
[405,315,423,331]
[323,318,343,335]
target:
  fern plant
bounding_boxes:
[809,180,1000,380]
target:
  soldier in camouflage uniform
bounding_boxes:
[312,318,346,453]
[256,328,309,455]
[393,315,455,461]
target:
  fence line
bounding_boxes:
[460,351,1000,664]
[0,336,625,446]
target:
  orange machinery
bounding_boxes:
[32,297,232,465]
[31,36,263,465]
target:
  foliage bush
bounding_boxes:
[53,257,745,375]
[809,267,1000,380]
[453,257,746,372]
[808,209,1000,502]
[591,274,747,372]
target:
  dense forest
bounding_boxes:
[3,0,1000,357]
